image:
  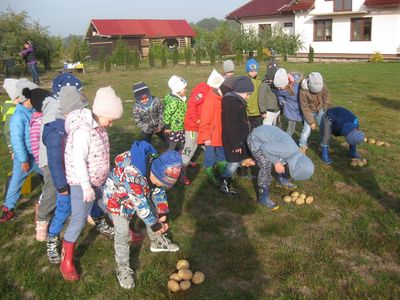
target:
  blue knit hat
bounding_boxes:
[52,73,82,98]
[151,151,182,188]
[246,59,259,73]
[345,129,365,145]
[287,152,315,181]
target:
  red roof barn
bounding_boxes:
[85,19,195,58]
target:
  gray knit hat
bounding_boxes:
[287,152,314,181]
[273,68,289,88]
[59,86,88,114]
[307,72,323,93]
[223,60,235,74]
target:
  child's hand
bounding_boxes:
[310,123,316,130]
[274,162,285,174]
[164,129,171,135]
[21,162,29,173]
[155,222,168,235]
[204,140,211,146]
[83,186,95,202]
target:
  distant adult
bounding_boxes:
[20,41,40,85]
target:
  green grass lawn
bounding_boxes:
[0,62,399,299]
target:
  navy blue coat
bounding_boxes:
[326,107,359,137]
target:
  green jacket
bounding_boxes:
[246,77,262,117]
[0,100,16,150]
[163,93,187,131]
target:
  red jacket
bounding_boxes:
[184,82,210,131]
[198,89,223,146]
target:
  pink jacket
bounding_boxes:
[29,111,43,165]
[64,108,110,187]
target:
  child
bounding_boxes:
[245,59,263,130]
[0,79,41,223]
[198,69,225,186]
[220,76,254,195]
[103,141,181,289]
[20,41,40,84]
[222,60,235,78]
[163,75,188,151]
[258,62,280,126]
[273,68,303,136]
[299,72,330,152]
[1,79,19,154]
[132,82,166,144]
[181,81,211,185]
[320,106,365,164]
[59,86,123,281]
[247,125,314,209]
[28,88,58,241]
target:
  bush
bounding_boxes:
[172,47,179,66]
[148,47,155,68]
[98,49,105,72]
[235,50,243,66]
[308,45,314,63]
[195,47,202,65]
[112,40,127,66]
[161,45,168,68]
[209,48,216,66]
[124,47,132,69]
[184,46,192,67]
[105,55,111,72]
[370,51,383,63]
[257,46,264,63]
[132,50,140,70]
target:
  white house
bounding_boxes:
[226,0,400,59]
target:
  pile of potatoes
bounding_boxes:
[283,191,314,205]
[365,138,390,147]
[350,158,367,167]
[167,259,205,293]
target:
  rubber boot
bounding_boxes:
[92,215,115,235]
[59,240,80,281]
[276,173,297,189]
[205,167,219,186]
[259,187,279,210]
[321,144,333,164]
[220,178,237,196]
[215,161,226,177]
[349,145,360,159]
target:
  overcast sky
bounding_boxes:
[0,0,248,37]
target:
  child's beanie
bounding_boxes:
[151,151,182,188]
[52,73,83,98]
[93,86,123,120]
[273,68,289,88]
[223,60,235,74]
[246,58,259,73]
[132,82,150,101]
[346,129,365,146]
[3,78,19,100]
[59,86,88,114]
[29,88,50,112]
[168,75,187,94]
[207,69,224,89]
[307,72,323,93]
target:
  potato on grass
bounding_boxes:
[291,196,298,203]
[362,158,367,166]
[295,197,305,205]
[376,141,385,147]
[179,280,191,291]
[191,271,205,285]
[178,269,193,280]
[283,195,292,203]
[168,280,180,292]
[299,193,307,199]
[176,259,190,270]
[368,139,376,144]
[350,160,358,167]
[291,192,299,197]
[357,160,364,167]
[384,142,390,147]
[170,273,181,282]
[305,196,314,204]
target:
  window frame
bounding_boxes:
[350,17,372,41]
[334,0,352,12]
[313,19,333,42]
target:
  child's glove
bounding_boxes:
[83,186,96,202]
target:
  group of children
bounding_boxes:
[0,57,365,289]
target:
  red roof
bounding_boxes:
[91,19,195,38]
[364,0,400,5]
[226,0,314,19]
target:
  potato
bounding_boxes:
[350,160,358,167]
[176,259,190,270]
[305,196,314,204]
[168,280,180,292]
[283,195,292,203]
[357,160,364,167]
[295,197,305,205]
[362,158,367,166]
[384,142,390,147]
[178,269,193,280]
[364,137,368,142]
[179,280,191,291]
[291,196,298,203]
[291,192,299,197]
[170,273,181,282]
[299,193,307,199]
[191,271,205,285]
[368,139,376,144]
[376,141,385,147]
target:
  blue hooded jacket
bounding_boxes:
[326,106,359,137]
[10,104,33,162]
[273,73,303,122]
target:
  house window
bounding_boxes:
[334,0,352,11]
[351,18,372,41]
[259,24,272,33]
[314,19,332,41]
[284,22,293,28]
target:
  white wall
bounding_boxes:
[242,16,295,35]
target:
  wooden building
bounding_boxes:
[85,19,195,59]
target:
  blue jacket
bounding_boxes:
[326,106,359,137]
[42,118,69,192]
[273,73,302,122]
[10,104,33,162]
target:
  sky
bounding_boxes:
[0,0,248,37]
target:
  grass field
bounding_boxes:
[0,61,399,299]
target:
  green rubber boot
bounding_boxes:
[215,161,226,177]
[205,167,219,186]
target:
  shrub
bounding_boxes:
[184,46,192,67]
[172,47,179,66]
[195,47,202,65]
[308,45,314,63]
[161,45,168,68]
[235,50,243,66]
[370,51,383,63]
[132,50,140,70]
[209,48,216,66]
[257,46,264,62]
[148,47,155,68]
[98,49,105,72]
[105,55,112,72]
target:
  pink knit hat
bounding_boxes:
[93,86,123,119]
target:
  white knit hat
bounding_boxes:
[168,75,187,94]
[2,79,19,100]
[273,68,289,88]
[93,86,123,119]
[307,72,323,93]
[15,78,38,102]
[207,69,224,89]
[223,60,235,74]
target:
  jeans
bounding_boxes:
[28,63,40,84]
[320,112,333,146]
[112,213,131,267]
[286,120,298,136]
[204,146,226,168]
[182,131,198,166]
[37,166,57,222]
[4,155,42,210]
[299,110,324,148]
[222,162,241,179]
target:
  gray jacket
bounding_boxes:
[258,81,279,113]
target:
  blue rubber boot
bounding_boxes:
[259,187,279,210]
[349,145,361,159]
[276,173,297,189]
[321,144,333,164]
